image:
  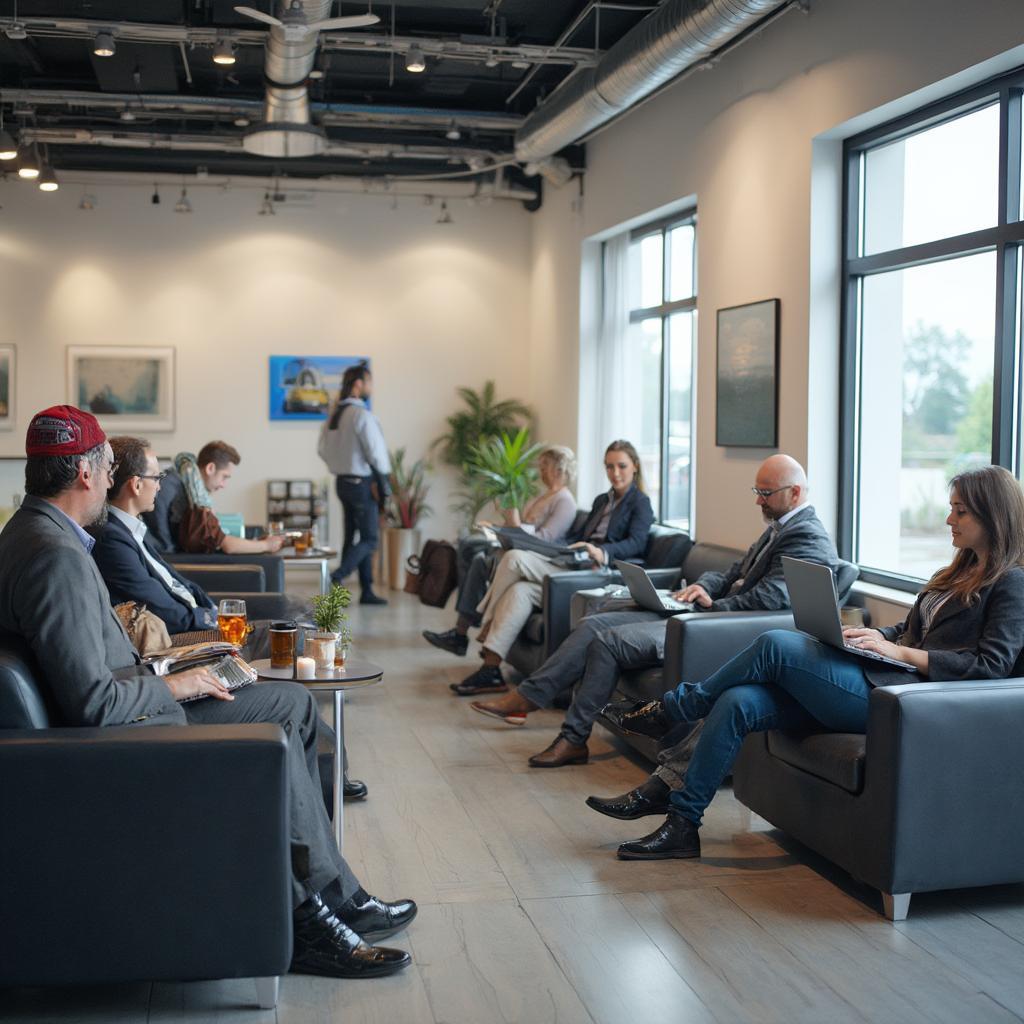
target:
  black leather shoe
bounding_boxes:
[423,628,469,657]
[617,814,701,860]
[359,590,388,606]
[601,698,672,740]
[450,665,507,695]
[334,891,418,941]
[586,776,671,820]
[290,893,411,978]
[343,777,369,801]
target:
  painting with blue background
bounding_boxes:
[268,355,370,421]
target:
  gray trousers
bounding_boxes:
[518,610,668,746]
[186,680,359,908]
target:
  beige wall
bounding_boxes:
[528,0,1024,554]
[0,183,534,544]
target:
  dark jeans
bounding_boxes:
[665,629,871,826]
[334,475,379,590]
[455,546,499,624]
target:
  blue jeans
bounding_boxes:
[665,630,871,826]
[334,476,379,589]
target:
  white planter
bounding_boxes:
[386,527,421,590]
[305,630,337,673]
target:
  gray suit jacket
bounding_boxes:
[0,496,185,727]
[695,506,842,613]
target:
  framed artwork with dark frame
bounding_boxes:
[716,299,780,448]
[0,345,14,431]
[66,345,176,432]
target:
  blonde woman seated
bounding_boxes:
[451,440,655,696]
[424,445,578,657]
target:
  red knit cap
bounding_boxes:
[26,405,107,457]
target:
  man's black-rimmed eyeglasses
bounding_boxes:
[137,472,167,482]
[751,485,794,498]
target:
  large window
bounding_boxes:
[841,75,1024,589]
[624,212,697,529]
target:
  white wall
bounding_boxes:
[529,0,1024,551]
[0,181,534,544]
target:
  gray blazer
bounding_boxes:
[695,506,841,613]
[0,496,185,727]
[869,566,1024,687]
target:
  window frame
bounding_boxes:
[627,207,698,529]
[839,68,1024,591]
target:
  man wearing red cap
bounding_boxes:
[0,406,416,980]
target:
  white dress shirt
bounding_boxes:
[108,506,197,609]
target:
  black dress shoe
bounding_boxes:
[334,890,418,941]
[359,590,388,606]
[585,776,671,820]
[343,777,369,801]
[617,813,701,860]
[601,698,673,740]
[450,665,507,695]
[423,628,469,656]
[290,893,411,978]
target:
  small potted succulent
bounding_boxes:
[307,584,351,672]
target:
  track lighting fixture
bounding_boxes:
[484,52,499,68]
[93,31,116,58]
[174,187,192,214]
[0,109,15,161]
[37,164,59,192]
[17,144,39,179]
[151,184,160,205]
[79,194,96,211]
[436,200,453,225]
[258,192,276,216]
[213,37,237,65]
[405,45,426,73]
[445,122,461,141]
[233,116,251,127]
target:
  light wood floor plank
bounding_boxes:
[148,978,277,1023]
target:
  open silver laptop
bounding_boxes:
[781,556,915,671]
[614,560,693,613]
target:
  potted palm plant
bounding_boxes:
[468,428,543,513]
[384,448,432,590]
[307,584,351,672]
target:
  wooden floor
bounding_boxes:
[7,592,1024,1023]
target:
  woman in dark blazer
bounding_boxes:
[605,464,1024,860]
[451,440,655,696]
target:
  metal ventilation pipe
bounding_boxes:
[514,0,787,164]
[243,0,330,158]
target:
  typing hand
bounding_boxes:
[675,583,712,607]
[842,627,909,663]
[570,541,604,565]
[164,667,234,702]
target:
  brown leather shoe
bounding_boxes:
[470,690,539,726]
[528,734,589,768]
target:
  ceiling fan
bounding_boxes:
[234,1,379,41]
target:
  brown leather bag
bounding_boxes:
[415,540,458,608]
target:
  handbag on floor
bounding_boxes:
[415,540,458,608]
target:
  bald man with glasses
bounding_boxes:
[470,454,844,773]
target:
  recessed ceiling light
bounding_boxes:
[93,31,116,58]
[405,45,426,73]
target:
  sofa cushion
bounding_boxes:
[523,612,545,645]
[765,730,866,795]
[644,526,692,570]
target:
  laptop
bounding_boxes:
[781,556,916,671]
[614,560,693,613]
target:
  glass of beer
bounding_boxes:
[218,599,248,646]
[295,528,314,554]
[269,621,297,671]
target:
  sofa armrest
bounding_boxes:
[0,723,292,987]
[173,563,267,592]
[662,610,796,689]
[861,679,1024,894]
[543,571,620,657]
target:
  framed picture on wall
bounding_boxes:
[716,299,780,448]
[268,355,370,421]
[66,346,175,432]
[0,345,14,431]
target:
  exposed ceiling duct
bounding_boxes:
[242,0,333,158]
[514,0,791,163]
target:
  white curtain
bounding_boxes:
[577,232,634,501]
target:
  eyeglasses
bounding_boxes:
[137,472,167,482]
[751,485,793,498]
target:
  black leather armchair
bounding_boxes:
[733,678,1024,920]
[166,553,286,593]
[168,560,290,621]
[505,524,693,677]
[0,634,300,1006]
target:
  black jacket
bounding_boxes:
[92,514,217,634]
[568,483,655,564]
[141,469,187,553]
[871,566,1024,687]
[695,506,842,612]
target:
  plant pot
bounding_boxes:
[304,630,337,673]
[386,527,420,590]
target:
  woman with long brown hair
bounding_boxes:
[604,465,1024,860]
